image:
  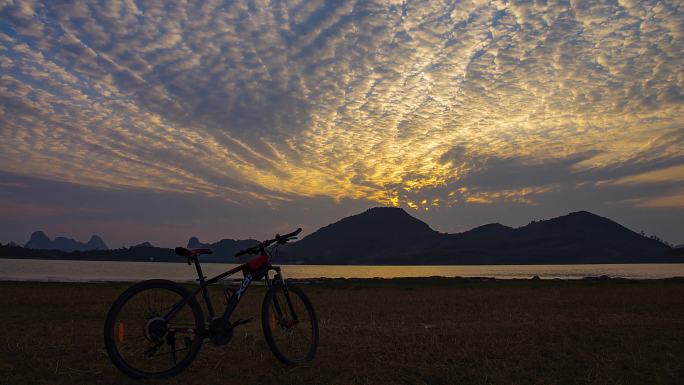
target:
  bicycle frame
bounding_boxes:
[163,250,286,328]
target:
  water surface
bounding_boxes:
[1,258,683,282]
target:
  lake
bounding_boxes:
[1,258,683,282]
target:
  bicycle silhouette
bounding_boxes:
[104,228,318,379]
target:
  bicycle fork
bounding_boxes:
[268,269,300,328]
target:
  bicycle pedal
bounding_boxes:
[231,317,254,328]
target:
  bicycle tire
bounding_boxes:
[104,279,205,379]
[261,283,319,365]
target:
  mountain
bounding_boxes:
[187,237,207,248]
[25,231,108,252]
[420,211,673,264]
[667,244,684,257]
[284,207,441,264]
[132,241,154,248]
[87,235,108,250]
[4,208,680,264]
[281,209,674,265]
[187,236,259,262]
[25,231,51,249]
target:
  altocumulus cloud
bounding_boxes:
[0,0,683,212]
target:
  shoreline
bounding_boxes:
[4,258,684,281]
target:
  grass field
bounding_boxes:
[1,278,683,385]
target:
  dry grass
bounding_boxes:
[1,278,683,385]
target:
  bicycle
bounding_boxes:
[103,228,318,379]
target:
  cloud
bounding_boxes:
[0,0,681,213]
[604,163,684,208]
[609,164,684,185]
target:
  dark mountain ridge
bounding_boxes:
[281,208,674,264]
[132,241,154,248]
[418,211,672,264]
[3,208,679,264]
[24,231,108,252]
[187,236,259,262]
[285,207,441,264]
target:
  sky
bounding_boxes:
[0,0,683,248]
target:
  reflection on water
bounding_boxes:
[0,259,683,282]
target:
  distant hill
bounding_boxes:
[667,244,684,257]
[24,231,108,252]
[280,208,675,265]
[2,208,680,265]
[284,207,441,264]
[187,236,259,262]
[132,241,154,248]
[422,211,674,264]
[0,243,179,262]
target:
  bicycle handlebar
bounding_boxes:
[234,228,302,258]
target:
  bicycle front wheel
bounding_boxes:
[262,283,319,365]
[104,279,204,379]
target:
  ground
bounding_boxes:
[1,278,683,385]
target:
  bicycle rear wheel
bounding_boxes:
[261,282,319,365]
[104,279,204,379]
